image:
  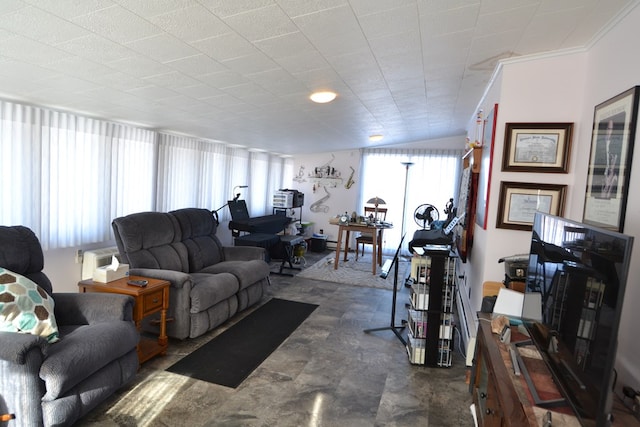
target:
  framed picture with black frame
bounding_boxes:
[583,86,639,232]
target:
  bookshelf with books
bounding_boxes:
[406,246,456,367]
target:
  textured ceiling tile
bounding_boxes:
[113,0,198,18]
[0,6,89,44]
[71,5,162,44]
[275,51,330,75]
[126,85,179,101]
[476,4,538,36]
[55,34,136,64]
[198,0,274,18]
[254,31,315,59]
[143,71,202,88]
[106,56,173,79]
[23,0,115,19]
[45,57,115,80]
[0,0,633,155]
[198,70,250,89]
[0,58,60,82]
[275,0,347,18]
[148,4,230,42]
[172,83,225,99]
[0,35,73,65]
[191,32,258,62]
[84,71,148,91]
[293,5,361,39]
[125,33,200,63]
[350,0,414,16]
[312,30,370,58]
[164,54,227,76]
[421,4,480,37]
[358,4,420,40]
[222,4,298,42]
[221,52,279,75]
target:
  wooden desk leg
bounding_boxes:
[334,227,343,270]
[378,229,383,266]
[371,230,377,274]
[343,230,351,262]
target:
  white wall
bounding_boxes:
[582,4,640,394]
[291,150,362,244]
[463,3,640,394]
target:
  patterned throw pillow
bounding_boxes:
[0,267,59,343]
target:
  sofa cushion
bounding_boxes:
[40,320,139,400]
[189,272,239,313]
[200,260,270,291]
[0,268,59,343]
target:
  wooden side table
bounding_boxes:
[78,276,170,364]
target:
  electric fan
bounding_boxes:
[413,204,440,229]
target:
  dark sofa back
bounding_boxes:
[0,225,53,295]
[170,208,225,272]
[112,211,189,272]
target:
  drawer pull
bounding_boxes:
[152,297,159,304]
[480,392,487,399]
[486,408,493,415]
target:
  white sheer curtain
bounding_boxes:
[1,97,300,249]
[0,100,156,249]
[0,101,42,232]
[360,148,463,254]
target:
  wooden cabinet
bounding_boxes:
[471,313,529,426]
[471,312,640,426]
[78,276,170,364]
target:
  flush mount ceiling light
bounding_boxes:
[369,134,384,142]
[309,91,337,103]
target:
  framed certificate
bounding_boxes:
[502,123,573,173]
[496,181,566,231]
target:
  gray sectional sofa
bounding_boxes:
[112,207,271,339]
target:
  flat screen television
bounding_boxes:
[523,212,634,426]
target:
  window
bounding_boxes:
[0,99,292,249]
[360,148,462,254]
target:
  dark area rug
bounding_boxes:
[166,298,318,388]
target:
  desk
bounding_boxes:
[334,223,389,274]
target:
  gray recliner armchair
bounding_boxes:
[0,226,139,427]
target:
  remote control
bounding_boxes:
[127,279,148,287]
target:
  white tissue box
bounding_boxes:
[93,264,129,283]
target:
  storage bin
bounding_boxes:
[310,234,327,252]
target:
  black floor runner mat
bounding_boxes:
[166,298,318,388]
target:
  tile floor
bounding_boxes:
[77,251,473,427]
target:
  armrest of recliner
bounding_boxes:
[0,331,48,364]
[222,245,266,262]
[53,293,134,325]
[129,268,193,289]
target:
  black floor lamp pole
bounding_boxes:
[400,162,413,249]
[363,235,407,346]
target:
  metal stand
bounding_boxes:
[364,235,406,346]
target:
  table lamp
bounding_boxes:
[366,196,386,222]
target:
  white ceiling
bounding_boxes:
[0,0,637,155]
